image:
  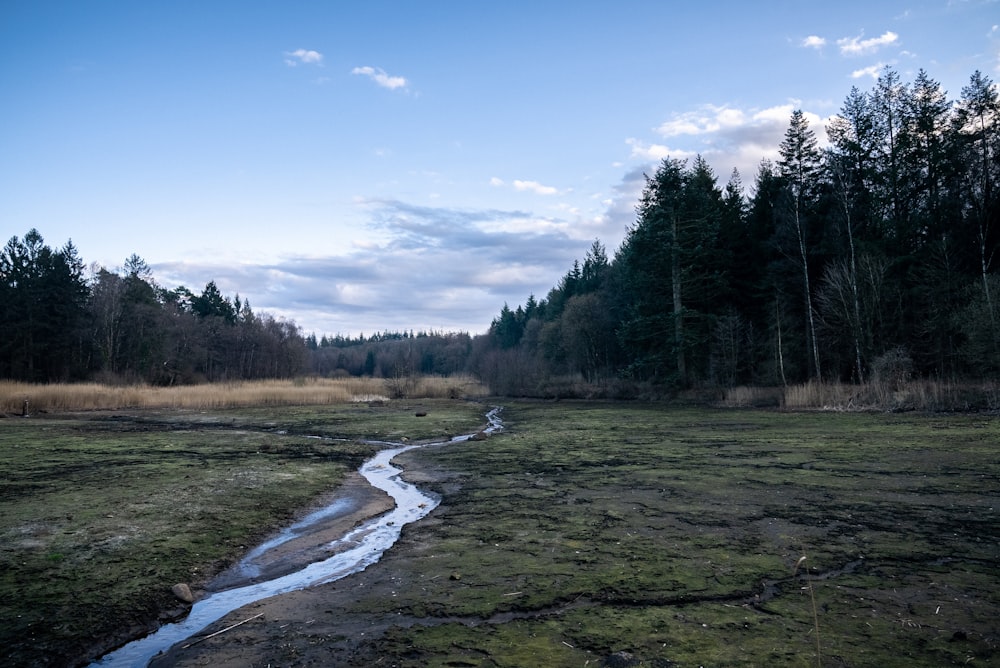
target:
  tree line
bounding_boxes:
[0,231,479,385]
[481,67,1000,393]
[0,234,306,384]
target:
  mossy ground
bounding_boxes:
[0,399,487,667]
[334,402,999,667]
[4,400,998,667]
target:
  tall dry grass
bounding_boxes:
[722,379,1000,412]
[0,375,490,414]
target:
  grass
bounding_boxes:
[0,399,490,667]
[723,379,1000,411]
[3,398,998,666]
[0,375,489,413]
[329,402,1000,666]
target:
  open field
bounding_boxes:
[2,399,998,667]
[158,401,999,667]
[0,399,489,667]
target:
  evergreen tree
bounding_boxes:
[0,230,90,380]
[617,156,726,384]
[777,110,825,379]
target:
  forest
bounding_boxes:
[483,67,1000,395]
[2,67,998,396]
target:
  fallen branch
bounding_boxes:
[182,612,264,649]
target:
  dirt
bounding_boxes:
[205,472,395,592]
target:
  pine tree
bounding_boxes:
[777,110,825,380]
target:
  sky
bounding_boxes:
[2,1,998,337]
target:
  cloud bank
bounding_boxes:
[153,200,587,336]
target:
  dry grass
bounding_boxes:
[0,375,490,413]
[719,385,785,408]
[782,381,857,409]
[722,379,1000,412]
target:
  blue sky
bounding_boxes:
[2,1,998,336]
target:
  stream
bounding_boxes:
[91,407,503,668]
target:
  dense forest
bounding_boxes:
[3,67,998,395]
[482,67,1000,394]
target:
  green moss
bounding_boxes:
[345,402,999,666]
[5,401,999,666]
[0,400,488,666]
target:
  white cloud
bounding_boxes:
[284,49,323,66]
[630,102,832,187]
[837,31,899,56]
[489,177,505,187]
[626,138,688,161]
[802,35,826,49]
[512,180,559,195]
[851,63,885,79]
[656,105,748,137]
[351,66,408,90]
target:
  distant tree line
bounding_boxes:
[0,231,478,384]
[306,330,475,379]
[0,235,306,383]
[479,68,1000,394]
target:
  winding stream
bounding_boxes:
[91,407,503,668]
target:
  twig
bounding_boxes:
[794,556,822,668]
[182,612,264,648]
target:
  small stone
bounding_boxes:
[602,651,640,668]
[171,583,194,603]
[450,572,462,581]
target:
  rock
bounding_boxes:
[602,651,640,668]
[415,411,427,417]
[469,430,489,441]
[171,583,194,603]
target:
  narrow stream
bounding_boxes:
[91,407,502,668]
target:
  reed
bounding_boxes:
[722,379,1000,412]
[782,381,855,409]
[0,375,489,413]
[794,555,822,668]
[720,385,784,408]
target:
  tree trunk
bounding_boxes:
[671,211,686,385]
[794,196,822,379]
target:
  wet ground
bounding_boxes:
[147,402,1000,667]
[0,400,489,667]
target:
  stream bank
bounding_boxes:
[91,407,503,667]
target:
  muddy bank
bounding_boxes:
[95,407,503,666]
[148,455,459,667]
[206,472,395,591]
[88,473,394,667]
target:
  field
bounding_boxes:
[2,396,998,667]
[0,398,489,667]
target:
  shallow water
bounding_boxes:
[91,407,502,668]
